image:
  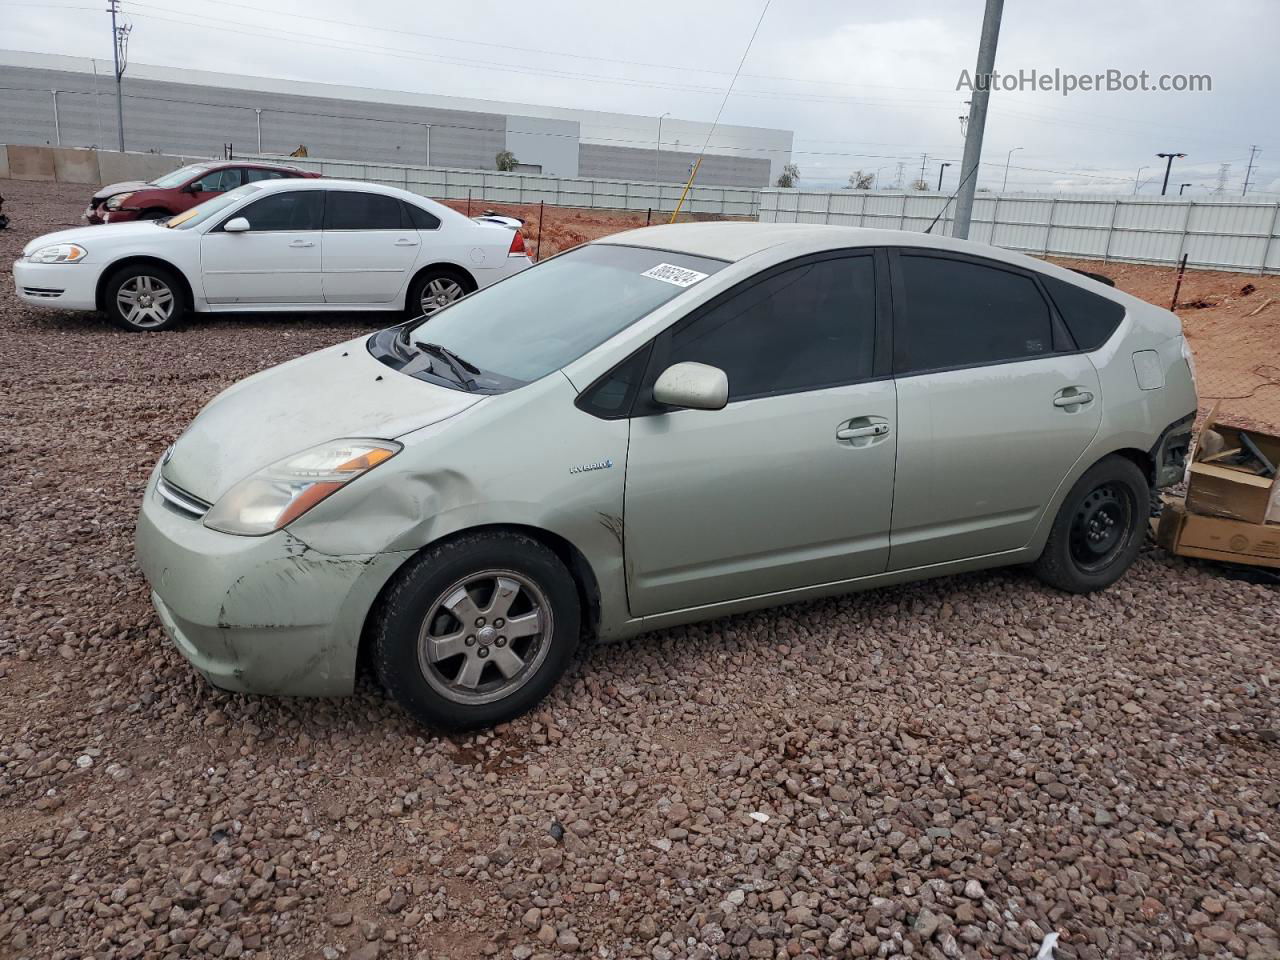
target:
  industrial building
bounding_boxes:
[0,49,793,186]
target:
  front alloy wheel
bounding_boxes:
[417,570,553,706]
[104,264,187,332]
[372,531,581,730]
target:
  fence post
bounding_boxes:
[1174,200,1195,269]
[825,192,833,225]
[1102,199,1120,262]
[1043,198,1058,256]
[898,193,907,231]
[990,195,1001,244]
[1259,203,1280,276]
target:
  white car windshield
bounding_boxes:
[403,244,726,385]
[149,163,212,189]
[165,184,261,230]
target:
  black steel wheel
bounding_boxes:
[1033,455,1149,593]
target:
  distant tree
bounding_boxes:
[976,186,992,193]
[495,150,518,172]
[776,163,800,188]
[846,170,875,190]
[910,178,930,191]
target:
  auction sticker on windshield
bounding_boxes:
[642,263,710,287]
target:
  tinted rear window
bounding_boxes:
[324,191,403,230]
[898,255,1052,372]
[1041,275,1126,351]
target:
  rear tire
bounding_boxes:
[406,268,474,320]
[371,532,580,731]
[1032,455,1149,593]
[103,264,187,332]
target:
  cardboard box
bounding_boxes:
[1157,497,1280,569]
[1184,406,1280,525]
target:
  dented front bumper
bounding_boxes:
[135,463,412,696]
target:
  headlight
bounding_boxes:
[104,192,135,210]
[28,243,88,264]
[203,439,401,536]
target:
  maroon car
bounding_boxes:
[85,161,322,224]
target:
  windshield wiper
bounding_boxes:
[413,341,479,390]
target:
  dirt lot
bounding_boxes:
[1,177,1278,960]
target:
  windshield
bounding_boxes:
[165,184,260,229]
[149,163,212,189]
[403,244,726,384]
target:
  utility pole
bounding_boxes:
[937,162,951,191]
[1156,152,1185,196]
[1242,144,1260,196]
[107,0,130,152]
[953,0,1004,238]
[919,154,929,186]
[1133,166,1146,194]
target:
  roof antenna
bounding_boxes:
[924,162,981,235]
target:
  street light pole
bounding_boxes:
[953,0,1004,238]
[1179,182,1192,196]
[937,162,951,191]
[1156,152,1186,196]
[1002,146,1022,192]
[655,112,670,182]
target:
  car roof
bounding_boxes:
[596,221,1048,271]
[209,160,307,173]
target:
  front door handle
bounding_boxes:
[394,238,419,246]
[1053,389,1094,408]
[836,417,891,446]
[837,425,886,440]
[289,240,315,248]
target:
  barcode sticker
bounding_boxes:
[642,263,709,287]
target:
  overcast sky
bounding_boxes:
[4,0,1276,194]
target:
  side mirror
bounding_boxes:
[652,362,728,411]
[183,182,200,194]
[223,217,250,233]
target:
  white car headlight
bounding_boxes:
[28,243,88,264]
[203,439,401,537]
[104,192,135,210]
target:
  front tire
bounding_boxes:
[371,532,581,731]
[138,208,171,221]
[1032,455,1149,593]
[103,264,186,332]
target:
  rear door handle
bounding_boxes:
[394,238,419,246]
[289,240,315,248]
[1053,389,1094,408]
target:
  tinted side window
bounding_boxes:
[324,191,403,230]
[898,255,1052,372]
[1041,275,1126,351]
[245,168,288,183]
[667,256,876,401]
[403,202,441,230]
[577,345,652,419]
[195,169,239,192]
[233,191,323,231]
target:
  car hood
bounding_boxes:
[162,338,483,503]
[92,180,150,201]
[21,221,167,257]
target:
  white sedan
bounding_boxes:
[13,179,532,331]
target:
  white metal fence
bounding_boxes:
[240,153,761,217]
[759,190,1280,275]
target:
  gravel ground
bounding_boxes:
[1,177,1279,960]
